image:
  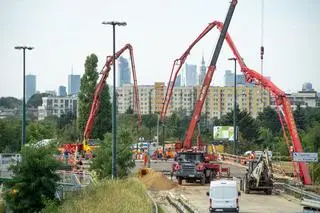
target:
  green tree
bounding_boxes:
[78,54,99,136]
[142,114,158,140]
[27,93,49,108]
[57,111,76,130]
[92,84,112,139]
[78,54,111,140]
[26,120,56,143]
[58,121,79,144]
[0,118,21,152]
[293,105,306,132]
[90,129,135,179]
[0,97,21,109]
[220,107,259,142]
[256,107,281,135]
[257,127,278,149]
[5,145,61,213]
[125,106,134,114]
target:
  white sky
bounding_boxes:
[1,0,319,98]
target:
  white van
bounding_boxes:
[206,180,240,213]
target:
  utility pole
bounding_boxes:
[102,21,126,179]
[14,46,34,149]
[228,57,237,155]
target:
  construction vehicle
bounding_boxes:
[171,0,237,185]
[242,150,273,195]
[165,1,311,185]
[82,44,142,152]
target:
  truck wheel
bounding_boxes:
[243,178,250,194]
[177,177,183,185]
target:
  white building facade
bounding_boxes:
[38,96,78,120]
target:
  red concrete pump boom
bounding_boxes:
[160,1,238,124]
[182,0,237,149]
[214,22,311,185]
[83,44,142,150]
[179,19,311,184]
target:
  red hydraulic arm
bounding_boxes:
[160,23,221,123]
[214,22,311,184]
[83,44,142,147]
[183,1,238,148]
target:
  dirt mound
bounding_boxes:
[140,170,177,190]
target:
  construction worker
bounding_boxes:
[143,151,148,167]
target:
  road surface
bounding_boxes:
[134,160,303,213]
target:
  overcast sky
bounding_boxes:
[1,0,319,98]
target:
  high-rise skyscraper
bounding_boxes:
[26,74,36,101]
[118,56,131,86]
[68,74,80,95]
[199,56,206,85]
[175,74,181,87]
[302,82,313,91]
[224,70,253,86]
[185,63,197,86]
[58,85,67,96]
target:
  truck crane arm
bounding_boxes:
[160,22,222,123]
[214,22,311,185]
[183,0,238,149]
[83,44,142,150]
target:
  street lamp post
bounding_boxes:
[102,21,126,179]
[228,57,237,155]
[14,46,34,149]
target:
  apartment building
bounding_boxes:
[38,96,77,120]
[198,85,270,119]
[117,82,270,118]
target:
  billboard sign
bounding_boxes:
[213,126,237,141]
[292,152,318,162]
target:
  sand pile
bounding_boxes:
[140,170,177,190]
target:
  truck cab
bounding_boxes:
[172,152,207,185]
[207,180,240,213]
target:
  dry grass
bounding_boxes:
[60,178,153,213]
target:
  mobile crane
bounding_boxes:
[82,44,142,152]
[172,0,237,185]
[170,2,311,185]
[174,20,312,185]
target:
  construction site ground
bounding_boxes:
[135,160,304,213]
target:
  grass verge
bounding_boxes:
[59,177,153,213]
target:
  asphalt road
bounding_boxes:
[134,160,304,213]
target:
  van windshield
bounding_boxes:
[211,187,236,199]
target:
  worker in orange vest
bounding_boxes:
[143,151,148,167]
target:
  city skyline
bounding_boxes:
[1,0,319,98]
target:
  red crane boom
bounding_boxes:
[214,22,311,184]
[181,20,311,184]
[83,44,141,149]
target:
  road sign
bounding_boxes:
[292,152,318,162]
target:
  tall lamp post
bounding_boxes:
[102,21,126,179]
[14,46,34,149]
[228,57,237,155]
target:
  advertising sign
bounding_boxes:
[213,126,237,141]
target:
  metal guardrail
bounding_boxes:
[281,183,320,201]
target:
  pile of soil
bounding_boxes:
[140,170,177,190]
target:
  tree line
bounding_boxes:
[1,52,320,212]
